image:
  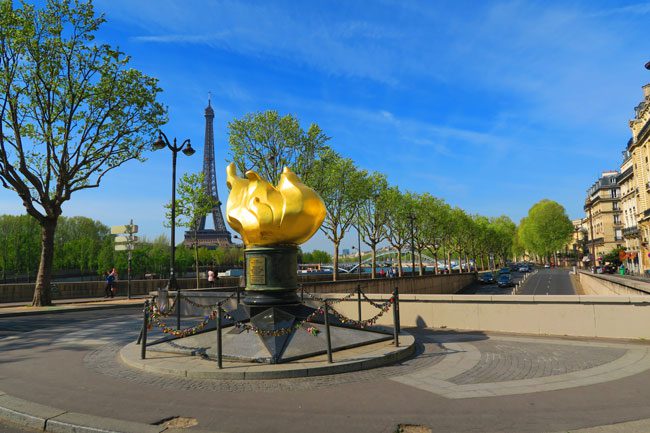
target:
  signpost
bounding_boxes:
[111,220,138,299]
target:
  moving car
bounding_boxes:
[479,272,496,284]
[497,274,513,287]
[544,263,550,268]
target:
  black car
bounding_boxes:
[479,272,496,284]
[497,274,513,287]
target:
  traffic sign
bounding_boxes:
[115,244,135,251]
[111,225,138,235]
[115,235,139,244]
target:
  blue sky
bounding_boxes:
[1,0,649,252]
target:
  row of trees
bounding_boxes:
[515,200,574,264]
[227,112,518,280]
[0,214,244,281]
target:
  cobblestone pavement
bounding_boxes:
[4,309,650,433]
[448,340,626,384]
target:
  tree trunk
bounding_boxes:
[434,251,439,274]
[457,250,463,273]
[332,242,339,281]
[446,250,451,273]
[464,253,470,272]
[371,244,377,279]
[194,243,199,289]
[480,254,485,271]
[397,247,403,277]
[32,217,58,306]
[418,250,424,276]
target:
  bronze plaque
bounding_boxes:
[248,256,266,285]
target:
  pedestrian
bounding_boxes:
[104,271,115,298]
[207,269,215,287]
[110,268,118,296]
[379,268,386,278]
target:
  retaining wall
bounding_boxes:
[0,272,477,303]
[329,293,650,340]
[578,270,650,296]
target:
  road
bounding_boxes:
[2,299,650,432]
[458,271,524,295]
[517,268,575,295]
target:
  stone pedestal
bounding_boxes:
[244,245,300,307]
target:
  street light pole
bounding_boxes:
[153,130,195,329]
[356,223,362,279]
[408,212,416,277]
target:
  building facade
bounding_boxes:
[618,145,642,273]
[583,171,622,265]
[626,84,650,272]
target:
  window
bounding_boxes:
[613,202,619,210]
[614,215,620,224]
[611,189,618,198]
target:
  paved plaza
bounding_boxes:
[2,304,650,433]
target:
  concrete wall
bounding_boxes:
[0,272,476,303]
[578,270,650,296]
[328,293,650,340]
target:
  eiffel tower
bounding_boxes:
[183,98,232,248]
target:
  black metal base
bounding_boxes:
[243,245,299,307]
[243,290,300,308]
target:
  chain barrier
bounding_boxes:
[302,289,356,304]
[145,286,396,339]
[149,295,178,317]
[359,290,391,309]
[181,291,236,309]
[327,297,394,329]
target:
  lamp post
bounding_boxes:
[407,212,416,276]
[153,130,195,329]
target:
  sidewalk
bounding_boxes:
[0,296,146,317]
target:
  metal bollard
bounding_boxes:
[216,303,223,369]
[141,300,149,359]
[323,302,333,363]
[357,284,362,322]
[176,290,181,331]
[392,290,399,347]
[394,287,401,334]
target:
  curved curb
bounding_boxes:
[120,332,416,380]
[0,391,223,433]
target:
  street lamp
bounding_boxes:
[153,130,195,329]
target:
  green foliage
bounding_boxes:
[228,110,329,185]
[0,0,166,304]
[603,246,626,266]
[517,200,574,258]
[302,249,332,264]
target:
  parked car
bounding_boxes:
[497,274,513,287]
[544,263,550,268]
[518,265,529,273]
[602,265,616,274]
[479,272,496,284]
[498,268,510,275]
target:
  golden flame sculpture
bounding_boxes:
[225,163,326,247]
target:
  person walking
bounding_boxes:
[207,269,215,287]
[104,271,115,298]
[110,267,118,296]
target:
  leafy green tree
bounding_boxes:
[228,110,329,186]
[0,0,166,305]
[385,186,411,276]
[358,173,389,278]
[308,150,369,280]
[302,249,332,264]
[165,172,218,288]
[518,200,573,262]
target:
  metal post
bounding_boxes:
[357,284,362,322]
[216,303,223,369]
[127,219,133,299]
[357,222,362,279]
[394,286,401,334]
[323,302,333,363]
[392,295,399,347]
[236,285,240,304]
[176,289,181,330]
[141,300,149,359]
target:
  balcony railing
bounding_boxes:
[623,226,640,238]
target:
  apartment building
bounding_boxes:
[626,84,650,272]
[618,145,642,273]
[583,171,622,265]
